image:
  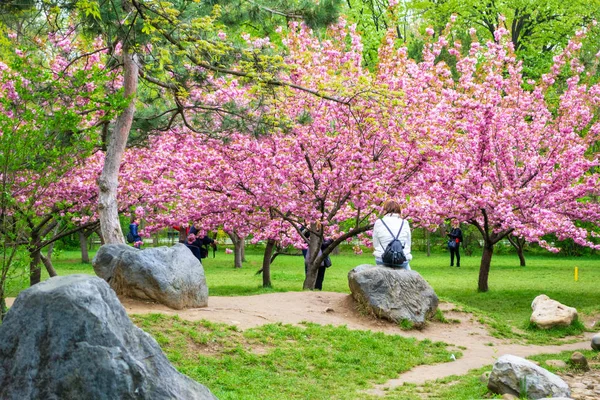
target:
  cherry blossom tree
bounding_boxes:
[410,25,600,292]
[130,20,454,289]
[0,28,124,315]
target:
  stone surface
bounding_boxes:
[480,371,491,383]
[530,294,578,329]
[487,354,571,399]
[546,359,568,368]
[93,243,209,309]
[0,275,216,400]
[591,333,600,351]
[347,264,438,329]
[569,352,590,371]
[557,368,600,400]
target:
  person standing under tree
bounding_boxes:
[129,218,143,249]
[447,219,463,267]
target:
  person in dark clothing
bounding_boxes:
[129,218,142,249]
[315,239,333,290]
[301,227,333,290]
[447,220,463,267]
[184,234,203,261]
[184,233,217,260]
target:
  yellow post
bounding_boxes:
[575,267,578,282]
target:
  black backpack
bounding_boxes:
[126,231,135,243]
[380,219,407,267]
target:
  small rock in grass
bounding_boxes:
[479,371,491,383]
[569,352,590,371]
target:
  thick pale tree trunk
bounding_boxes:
[261,239,276,288]
[98,46,138,244]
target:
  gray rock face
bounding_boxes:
[591,333,600,351]
[93,244,208,309]
[0,275,217,400]
[488,354,571,399]
[347,264,438,328]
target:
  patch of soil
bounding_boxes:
[114,292,593,389]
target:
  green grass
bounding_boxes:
[131,313,457,400]
[7,246,600,398]
[9,246,600,342]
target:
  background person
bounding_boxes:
[372,200,412,270]
[129,218,143,249]
[447,219,463,267]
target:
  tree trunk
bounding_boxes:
[478,243,494,292]
[96,227,105,245]
[98,46,138,244]
[302,234,321,290]
[261,239,275,288]
[79,230,90,263]
[178,227,187,243]
[29,246,42,286]
[227,230,245,268]
[241,237,246,262]
[40,254,58,277]
[0,293,6,321]
[508,236,526,267]
[46,223,60,259]
[426,230,431,257]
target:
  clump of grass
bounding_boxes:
[433,309,448,323]
[398,319,415,330]
[133,314,457,400]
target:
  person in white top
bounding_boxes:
[372,200,412,270]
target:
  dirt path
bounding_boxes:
[6,291,594,393]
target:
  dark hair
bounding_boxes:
[383,200,402,215]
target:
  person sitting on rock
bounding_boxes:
[372,200,412,270]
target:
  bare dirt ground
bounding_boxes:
[7,291,595,395]
[117,292,594,393]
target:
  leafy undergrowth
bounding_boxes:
[132,314,459,400]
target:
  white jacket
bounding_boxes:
[372,214,412,261]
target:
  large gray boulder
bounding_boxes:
[93,244,208,309]
[0,275,217,400]
[488,354,571,399]
[348,264,438,328]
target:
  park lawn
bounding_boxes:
[131,313,456,400]
[8,246,600,341]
